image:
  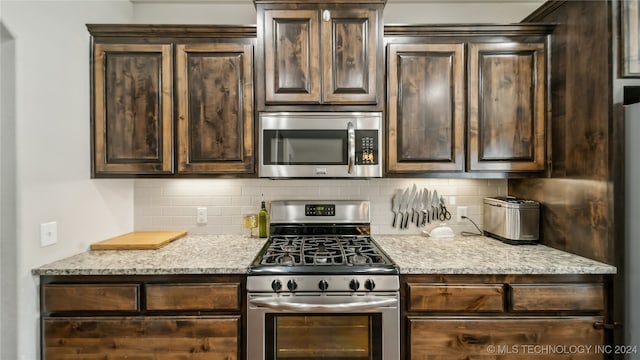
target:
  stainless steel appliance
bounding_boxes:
[247,200,399,360]
[483,196,540,244]
[259,112,382,178]
[625,101,640,349]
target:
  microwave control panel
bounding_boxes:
[356,130,379,165]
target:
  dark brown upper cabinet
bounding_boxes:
[89,25,256,177]
[92,43,174,176]
[468,42,546,172]
[255,0,385,111]
[384,25,551,176]
[176,43,254,174]
[387,43,465,173]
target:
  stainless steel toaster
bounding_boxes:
[483,197,540,244]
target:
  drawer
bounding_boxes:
[407,283,504,312]
[43,316,239,359]
[510,284,605,311]
[43,284,139,312]
[408,316,604,359]
[145,283,240,311]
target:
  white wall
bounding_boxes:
[131,0,543,25]
[1,21,18,360]
[0,1,135,359]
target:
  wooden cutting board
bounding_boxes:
[90,231,188,250]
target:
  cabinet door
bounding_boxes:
[176,43,254,174]
[409,317,604,359]
[322,8,378,104]
[93,44,173,176]
[264,9,321,104]
[43,316,239,360]
[468,42,546,172]
[387,43,465,172]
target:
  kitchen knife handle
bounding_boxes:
[392,212,398,228]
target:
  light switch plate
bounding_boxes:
[40,221,57,247]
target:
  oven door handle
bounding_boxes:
[249,296,397,312]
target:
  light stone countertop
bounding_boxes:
[33,234,616,276]
[373,235,617,275]
[33,235,268,276]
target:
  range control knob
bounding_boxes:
[318,279,329,291]
[349,279,360,291]
[287,279,298,292]
[271,279,282,292]
[364,279,376,291]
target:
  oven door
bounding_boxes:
[247,292,399,360]
[259,112,382,178]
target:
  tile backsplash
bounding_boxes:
[134,178,506,236]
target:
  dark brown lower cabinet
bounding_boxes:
[402,275,612,360]
[43,316,239,360]
[40,275,245,360]
[409,317,604,359]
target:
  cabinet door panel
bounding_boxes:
[408,283,504,312]
[409,317,604,359]
[323,8,378,104]
[387,43,465,172]
[146,283,240,311]
[43,316,239,360]
[93,44,173,175]
[264,10,321,104]
[176,43,254,174]
[469,42,546,171]
[511,284,605,312]
[43,284,139,312]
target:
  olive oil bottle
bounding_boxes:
[258,196,269,238]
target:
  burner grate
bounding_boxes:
[259,235,389,266]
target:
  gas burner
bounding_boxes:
[350,254,370,265]
[281,245,297,252]
[249,200,398,276]
[257,235,391,268]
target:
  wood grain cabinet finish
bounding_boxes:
[468,42,546,172]
[146,283,240,311]
[176,43,254,174]
[92,43,173,176]
[408,317,605,359]
[407,283,504,312]
[43,284,139,312]
[511,284,605,312]
[387,43,465,173]
[89,25,256,177]
[258,2,382,108]
[43,316,239,360]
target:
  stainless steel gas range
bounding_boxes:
[247,200,400,360]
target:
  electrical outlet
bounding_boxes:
[40,221,58,247]
[456,206,468,223]
[196,207,208,224]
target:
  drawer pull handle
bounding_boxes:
[461,334,487,344]
[593,321,622,330]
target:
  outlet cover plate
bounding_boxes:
[40,221,57,247]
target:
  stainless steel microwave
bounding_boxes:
[259,112,383,178]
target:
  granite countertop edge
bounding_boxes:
[32,234,617,276]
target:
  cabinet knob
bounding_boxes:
[322,9,331,22]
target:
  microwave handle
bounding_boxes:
[348,122,355,174]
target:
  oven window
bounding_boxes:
[266,314,382,360]
[263,130,347,165]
